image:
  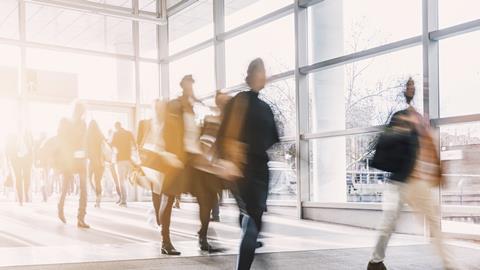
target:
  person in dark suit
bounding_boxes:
[217,58,279,270]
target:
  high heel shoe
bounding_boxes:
[199,236,224,253]
[77,220,91,229]
[161,242,181,256]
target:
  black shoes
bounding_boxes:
[77,220,91,229]
[256,241,264,249]
[198,236,224,253]
[367,261,387,270]
[161,242,181,256]
[210,216,220,222]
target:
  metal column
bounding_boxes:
[213,0,226,91]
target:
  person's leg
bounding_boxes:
[406,180,455,269]
[236,208,263,270]
[160,194,180,255]
[116,161,129,206]
[152,191,162,226]
[94,163,104,207]
[110,164,121,203]
[211,192,220,221]
[58,172,70,223]
[77,164,89,227]
[12,162,24,205]
[23,161,32,203]
[370,182,404,264]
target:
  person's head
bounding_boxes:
[72,101,86,121]
[180,75,195,97]
[404,77,416,105]
[88,120,101,136]
[114,121,122,131]
[245,58,267,92]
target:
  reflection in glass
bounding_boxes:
[310,133,387,203]
[440,123,480,236]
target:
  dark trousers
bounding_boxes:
[88,161,104,198]
[152,192,175,243]
[236,208,264,270]
[12,158,32,204]
[59,163,87,221]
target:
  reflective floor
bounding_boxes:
[0,201,478,269]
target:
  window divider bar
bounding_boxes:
[300,35,422,75]
[298,0,326,9]
[161,38,214,63]
[302,125,385,140]
[430,18,480,41]
[431,114,480,127]
[217,4,294,41]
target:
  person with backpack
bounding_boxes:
[368,78,455,270]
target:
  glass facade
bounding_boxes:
[0,0,479,237]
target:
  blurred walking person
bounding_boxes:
[111,122,136,207]
[137,99,184,255]
[5,130,34,206]
[368,78,455,270]
[57,102,90,228]
[87,120,106,208]
[217,58,279,270]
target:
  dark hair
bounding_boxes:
[404,77,415,105]
[245,58,265,87]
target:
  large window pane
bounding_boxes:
[309,46,423,134]
[260,78,296,137]
[308,0,421,64]
[140,62,160,104]
[440,122,480,236]
[169,46,215,98]
[0,45,20,98]
[27,48,135,102]
[0,99,18,146]
[439,31,480,117]
[225,0,292,31]
[27,101,70,138]
[26,3,133,55]
[225,15,294,87]
[87,0,131,8]
[0,0,18,39]
[268,141,297,201]
[439,0,480,28]
[309,133,386,203]
[139,0,157,12]
[140,22,157,59]
[168,0,213,55]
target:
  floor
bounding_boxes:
[0,201,478,269]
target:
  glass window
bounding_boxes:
[268,141,297,201]
[308,0,421,64]
[439,31,480,117]
[140,22,157,59]
[26,3,133,55]
[439,122,480,236]
[225,15,294,87]
[27,101,70,138]
[309,46,423,134]
[88,109,132,133]
[139,0,157,12]
[27,48,135,103]
[140,62,160,104]
[225,0,292,31]
[169,46,215,98]
[0,98,18,146]
[87,0,132,8]
[0,0,18,39]
[309,133,385,203]
[168,0,213,55]
[0,45,20,98]
[260,78,296,137]
[439,0,480,28]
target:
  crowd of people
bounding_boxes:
[1,58,456,270]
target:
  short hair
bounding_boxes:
[245,58,265,86]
